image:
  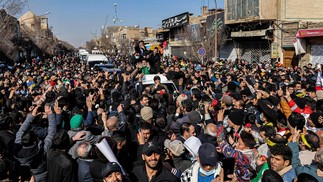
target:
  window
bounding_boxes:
[226,0,259,20]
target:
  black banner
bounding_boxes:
[162,12,189,29]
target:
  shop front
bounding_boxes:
[295,28,323,66]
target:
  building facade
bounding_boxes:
[100,26,157,55]
[224,0,323,67]
[18,11,58,58]
[158,7,233,61]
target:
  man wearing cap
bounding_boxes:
[181,143,222,182]
[221,110,245,147]
[102,162,124,182]
[164,139,192,176]
[140,106,154,124]
[130,141,178,182]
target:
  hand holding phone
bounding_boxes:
[223,157,235,181]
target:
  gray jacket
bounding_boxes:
[15,114,57,182]
[68,129,100,159]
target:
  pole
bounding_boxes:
[214,0,218,60]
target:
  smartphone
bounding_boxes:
[223,157,235,181]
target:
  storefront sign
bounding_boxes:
[296,28,323,38]
[162,12,189,29]
[271,43,278,58]
[282,23,299,47]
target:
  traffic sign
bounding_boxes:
[198,48,206,56]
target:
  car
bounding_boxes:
[135,74,178,94]
[93,64,121,73]
[86,54,109,68]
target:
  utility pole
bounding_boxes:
[214,0,218,60]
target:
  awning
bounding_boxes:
[296,28,323,38]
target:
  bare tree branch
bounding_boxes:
[0,0,27,15]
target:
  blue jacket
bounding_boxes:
[288,142,323,182]
[281,168,296,182]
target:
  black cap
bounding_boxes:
[142,141,161,155]
[102,162,122,177]
[198,143,218,166]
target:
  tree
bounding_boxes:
[0,0,27,63]
[115,36,131,56]
[85,39,97,51]
[0,9,20,63]
[99,33,113,54]
[0,0,27,16]
[177,14,228,63]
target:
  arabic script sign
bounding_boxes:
[162,12,189,29]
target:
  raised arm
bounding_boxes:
[44,104,57,152]
[15,106,38,144]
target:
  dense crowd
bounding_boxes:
[0,42,323,182]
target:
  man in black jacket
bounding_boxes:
[47,130,82,182]
[130,141,178,182]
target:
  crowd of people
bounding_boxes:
[0,42,323,182]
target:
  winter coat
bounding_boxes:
[180,161,221,182]
[14,114,56,182]
[130,165,178,182]
[47,148,77,182]
[288,142,323,182]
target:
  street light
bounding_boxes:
[214,0,218,60]
[43,11,51,16]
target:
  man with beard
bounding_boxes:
[130,141,178,182]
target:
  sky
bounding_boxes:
[23,0,224,48]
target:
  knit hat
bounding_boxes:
[317,90,323,101]
[220,95,233,106]
[198,143,218,166]
[140,107,153,121]
[184,136,202,159]
[228,110,244,126]
[70,114,83,129]
[188,110,201,124]
[176,94,188,107]
[164,139,185,156]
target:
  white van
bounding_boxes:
[91,50,103,54]
[86,54,108,68]
[135,74,178,94]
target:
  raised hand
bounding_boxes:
[54,96,62,114]
[72,131,86,141]
[45,104,53,115]
[31,105,41,116]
